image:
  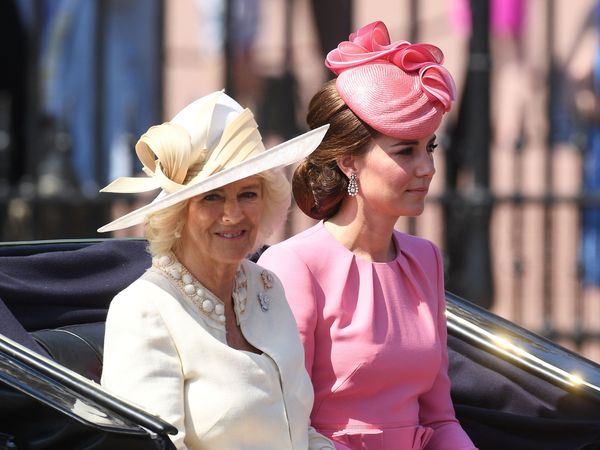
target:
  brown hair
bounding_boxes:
[293,79,376,220]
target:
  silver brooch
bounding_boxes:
[258,292,271,312]
[258,270,274,312]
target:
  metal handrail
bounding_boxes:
[0,334,177,436]
[446,291,600,402]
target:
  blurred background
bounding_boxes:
[2,0,600,362]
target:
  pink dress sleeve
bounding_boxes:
[419,243,477,450]
[258,245,317,377]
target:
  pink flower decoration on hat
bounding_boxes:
[325,21,457,139]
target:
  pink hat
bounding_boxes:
[326,21,456,139]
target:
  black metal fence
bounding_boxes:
[1,0,599,360]
[435,0,600,360]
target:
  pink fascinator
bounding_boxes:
[326,21,456,139]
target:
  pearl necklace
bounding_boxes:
[152,254,247,325]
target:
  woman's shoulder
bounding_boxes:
[109,270,176,312]
[241,260,294,315]
[258,223,358,287]
[257,224,327,272]
[276,222,325,247]
[242,259,280,286]
[261,222,333,258]
[394,231,443,278]
[104,277,167,331]
[394,230,440,255]
[242,258,275,279]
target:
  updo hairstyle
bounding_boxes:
[292,79,376,220]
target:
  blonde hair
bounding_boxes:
[144,200,188,257]
[144,168,291,257]
[257,168,291,245]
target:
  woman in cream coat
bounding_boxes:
[98,91,333,450]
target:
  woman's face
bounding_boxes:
[354,133,437,219]
[179,176,264,268]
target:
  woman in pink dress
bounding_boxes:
[258,21,477,450]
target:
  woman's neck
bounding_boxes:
[172,248,238,304]
[326,200,397,262]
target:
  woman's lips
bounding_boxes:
[406,187,428,193]
[217,230,245,239]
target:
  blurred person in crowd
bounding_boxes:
[98,91,334,450]
[258,21,477,450]
[195,0,261,109]
[567,1,600,286]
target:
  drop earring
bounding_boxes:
[347,173,358,197]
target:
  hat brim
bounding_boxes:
[98,124,329,233]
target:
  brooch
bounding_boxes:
[258,270,274,312]
[258,292,271,312]
[260,270,274,290]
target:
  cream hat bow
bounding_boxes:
[98,91,328,232]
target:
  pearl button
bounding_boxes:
[158,255,171,267]
[182,274,193,284]
[184,284,195,295]
[215,304,224,315]
[202,299,214,312]
[168,268,182,280]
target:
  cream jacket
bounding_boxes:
[101,258,333,450]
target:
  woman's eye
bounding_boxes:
[397,147,413,156]
[240,191,259,200]
[428,143,439,153]
[203,193,221,202]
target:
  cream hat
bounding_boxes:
[98,91,329,232]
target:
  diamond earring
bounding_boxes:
[347,173,358,197]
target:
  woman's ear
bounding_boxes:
[336,155,358,178]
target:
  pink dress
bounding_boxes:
[258,222,477,450]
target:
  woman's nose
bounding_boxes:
[222,199,243,223]
[416,152,435,177]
